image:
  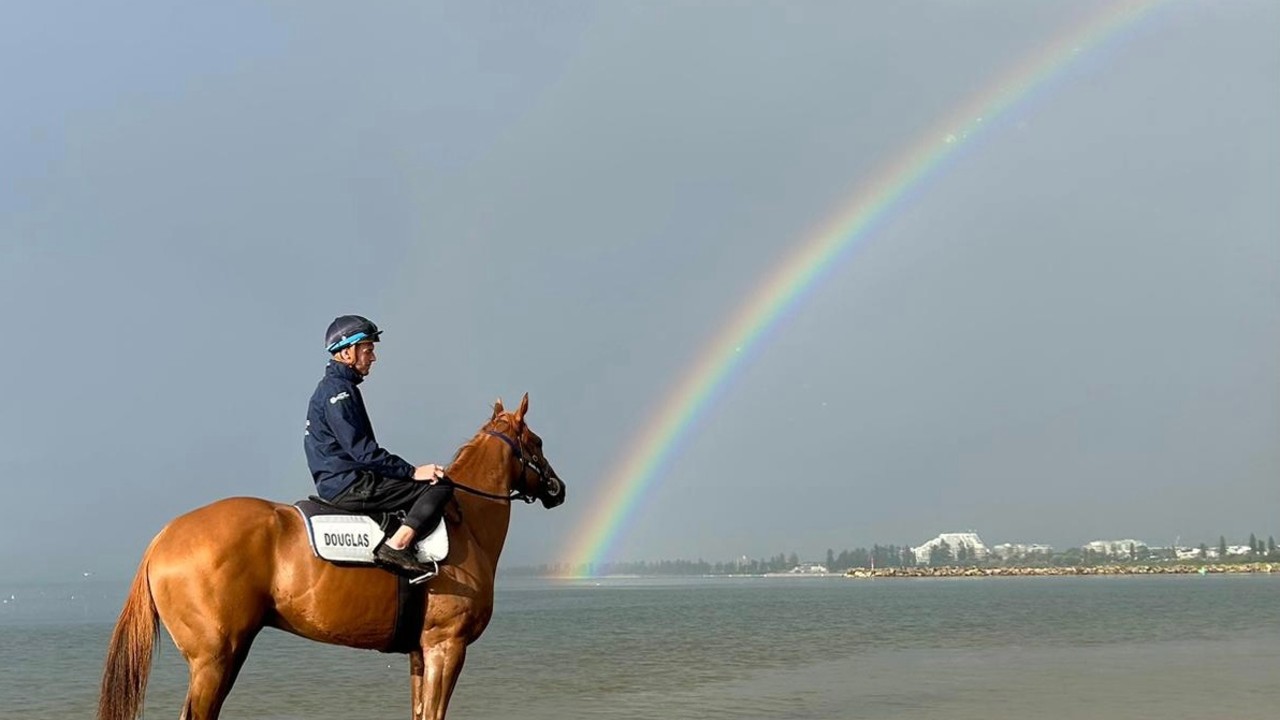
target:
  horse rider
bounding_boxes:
[304,314,453,574]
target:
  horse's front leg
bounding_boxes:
[419,636,468,720]
[408,649,425,720]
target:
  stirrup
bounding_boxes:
[409,560,438,585]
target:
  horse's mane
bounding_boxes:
[449,413,518,466]
[449,432,478,465]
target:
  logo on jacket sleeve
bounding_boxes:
[329,391,351,405]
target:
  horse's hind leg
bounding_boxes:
[143,497,282,719]
[161,589,264,720]
[178,630,259,720]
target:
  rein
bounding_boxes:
[445,478,526,504]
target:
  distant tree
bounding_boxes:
[930,540,954,567]
[902,546,916,567]
[1248,533,1259,555]
[872,544,892,568]
[834,550,851,572]
[1269,536,1277,557]
[826,548,835,569]
[885,545,900,567]
[1219,536,1228,560]
[787,552,800,568]
[956,543,970,564]
[1199,543,1209,559]
[1129,543,1137,562]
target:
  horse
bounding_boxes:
[98,394,565,720]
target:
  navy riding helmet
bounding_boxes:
[325,315,382,353]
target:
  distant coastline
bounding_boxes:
[529,532,1280,579]
[531,563,1280,580]
[841,563,1278,579]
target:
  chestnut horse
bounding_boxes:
[98,394,564,720]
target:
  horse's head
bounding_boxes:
[483,393,566,509]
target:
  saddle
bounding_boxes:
[293,497,449,584]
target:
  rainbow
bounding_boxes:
[563,0,1170,574]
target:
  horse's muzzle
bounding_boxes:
[540,476,566,509]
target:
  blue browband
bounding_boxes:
[483,430,523,458]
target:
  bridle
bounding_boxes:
[446,428,562,504]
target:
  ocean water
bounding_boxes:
[2,573,1279,719]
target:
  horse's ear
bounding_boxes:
[492,397,505,421]
[515,392,529,425]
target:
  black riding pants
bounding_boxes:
[331,472,454,534]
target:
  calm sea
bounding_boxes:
[2,574,1279,719]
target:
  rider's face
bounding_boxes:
[337,341,377,376]
[351,342,377,376]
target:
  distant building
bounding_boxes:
[991,543,1054,560]
[1172,545,1255,561]
[790,563,830,575]
[1083,539,1148,558]
[1174,546,1205,561]
[912,533,989,565]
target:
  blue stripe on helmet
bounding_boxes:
[326,331,368,353]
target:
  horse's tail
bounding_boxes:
[98,543,160,720]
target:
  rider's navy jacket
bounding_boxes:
[305,360,415,500]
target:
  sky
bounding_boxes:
[1,1,1276,582]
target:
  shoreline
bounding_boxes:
[842,563,1278,578]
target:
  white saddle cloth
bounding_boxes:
[297,510,449,565]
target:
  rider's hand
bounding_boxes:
[413,463,445,484]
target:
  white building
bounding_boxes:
[1082,539,1148,558]
[1173,545,1253,561]
[913,533,990,564]
[1175,546,1206,560]
[991,543,1054,560]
